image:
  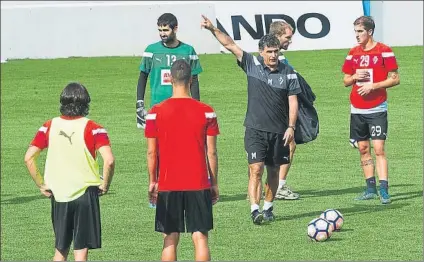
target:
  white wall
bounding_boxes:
[1,1,219,59]
[371,1,423,46]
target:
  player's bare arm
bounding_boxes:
[206,135,218,186]
[357,69,400,96]
[206,135,219,204]
[147,137,159,202]
[24,145,52,197]
[201,15,243,62]
[97,145,115,195]
[372,69,400,90]
[147,138,158,183]
[283,95,299,146]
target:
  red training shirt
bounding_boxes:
[145,98,220,191]
[342,42,398,109]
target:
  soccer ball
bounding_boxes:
[349,138,358,148]
[320,209,344,231]
[307,218,333,242]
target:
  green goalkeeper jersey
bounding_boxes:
[139,41,203,106]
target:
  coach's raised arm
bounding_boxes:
[201,15,243,62]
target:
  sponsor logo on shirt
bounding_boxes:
[161,69,172,85]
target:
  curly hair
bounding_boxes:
[258,34,280,51]
[59,82,91,117]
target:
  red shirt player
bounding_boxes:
[145,60,219,261]
[342,16,400,204]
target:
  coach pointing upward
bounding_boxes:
[201,15,301,225]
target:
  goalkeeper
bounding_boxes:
[136,13,203,128]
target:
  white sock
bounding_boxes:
[250,204,260,213]
[263,201,273,211]
[278,179,286,189]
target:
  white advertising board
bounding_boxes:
[1,1,219,59]
[214,1,363,52]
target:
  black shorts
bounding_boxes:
[244,127,290,166]
[155,190,213,234]
[350,112,388,141]
[51,186,101,251]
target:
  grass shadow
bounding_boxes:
[1,194,47,205]
[325,237,344,242]
[219,184,419,203]
[390,190,423,202]
[275,202,409,221]
[1,192,116,205]
[219,193,247,202]
[297,183,417,199]
[305,237,344,243]
[336,228,354,233]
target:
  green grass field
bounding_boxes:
[1,46,423,261]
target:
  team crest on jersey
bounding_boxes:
[161,69,172,85]
[373,56,378,64]
[278,76,284,85]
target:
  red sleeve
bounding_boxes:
[85,120,111,152]
[381,46,398,72]
[205,107,220,136]
[342,49,355,75]
[30,120,52,149]
[145,107,158,138]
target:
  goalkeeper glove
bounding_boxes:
[136,100,147,129]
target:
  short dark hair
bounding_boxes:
[170,60,192,85]
[258,34,280,51]
[157,13,178,29]
[59,82,91,117]
[354,16,375,35]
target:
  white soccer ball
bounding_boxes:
[349,139,358,148]
[307,218,333,242]
[320,209,344,231]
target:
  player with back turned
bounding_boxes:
[24,82,115,261]
[145,60,219,261]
